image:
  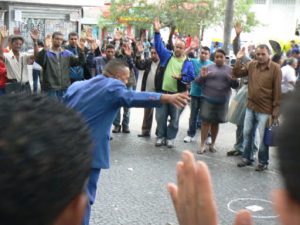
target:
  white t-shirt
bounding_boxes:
[145,60,159,92]
[281,65,297,93]
[4,51,30,83]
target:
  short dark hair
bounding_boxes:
[0,95,92,225]
[277,89,300,205]
[11,35,24,44]
[106,44,115,50]
[201,46,210,53]
[52,31,64,39]
[215,48,226,56]
[68,32,78,39]
[256,44,271,55]
[103,58,129,76]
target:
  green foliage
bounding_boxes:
[100,0,259,35]
[105,0,159,30]
[232,0,260,32]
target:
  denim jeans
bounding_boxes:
[32,69,41,94]
[45,89,67,101]
[113,107,130,129]
[113,87,132,129]
[83,168,101,225]
[155,103,180,140]
[0,88,5,96]
[234,124,259,153]
[242,108,269,165]
[187,96,202,137]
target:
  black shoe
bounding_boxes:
[138,133,150,137]
[227,150,242,156]
[255,164,268,172]
[112,125,121,133]
[237,159,253,167]
[122,127,130,133]
[110,136,113,141]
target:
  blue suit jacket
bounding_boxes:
[64,75,162,169]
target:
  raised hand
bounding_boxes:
[190,39,198,49]
[44,34,52,49]
[91,39,98,52]
[0,26,8,39]
[236,47,246,59]
[30,28,40,42]
[201,67,208,78]
[136,41,144,54]
[234,22,243,36]
[167,151,218,225]
[153,18,161,33]
[123,43,132,57]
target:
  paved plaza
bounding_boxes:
[90,100,281,225]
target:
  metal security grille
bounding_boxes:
[272,0,296,4]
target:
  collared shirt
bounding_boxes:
[233,59,282,114]
[4,50,30,83]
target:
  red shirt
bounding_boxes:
[0,60,7,89]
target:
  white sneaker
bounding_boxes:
[183,136,195,143]
[206,137,212,145]
[166,139,175,148]
[155,138,165,147]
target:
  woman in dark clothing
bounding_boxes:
[195,49,238,154]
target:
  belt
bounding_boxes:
[6,79,29,85]
[162,91,176,94]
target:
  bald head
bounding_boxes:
[174,39,186,58]
[103,59,130,84]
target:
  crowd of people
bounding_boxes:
[0,18,299,225]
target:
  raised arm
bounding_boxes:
[0,26,8,58]
[30,28,40,60]
[153,18,172,63]
[232,47,249,78]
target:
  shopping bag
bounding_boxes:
[228,85,248,125]
[263,119,280,146]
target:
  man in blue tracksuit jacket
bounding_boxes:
[153,18,195,148]
[63,59,189,225]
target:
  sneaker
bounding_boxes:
[112,125,121,133]
[183,136,195,143]
[237,159,253,167]
[122,126,130,133]
[166,139,175,148]
[155,138,165,147]
[255,164,268,172]
[206,137,212,145]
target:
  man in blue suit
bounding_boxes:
[63,59,189,225]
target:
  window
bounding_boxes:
[272,0,295,4]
